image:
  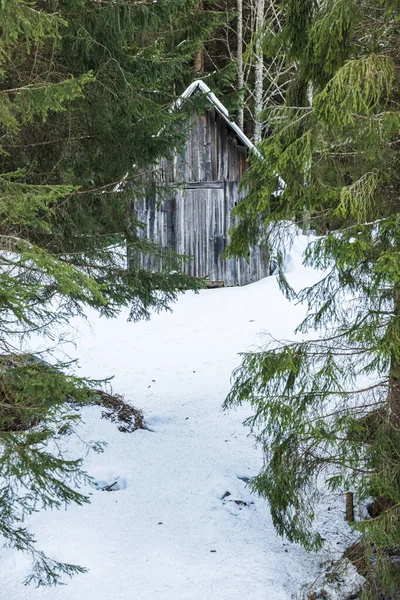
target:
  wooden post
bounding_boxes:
[346,491,354,522]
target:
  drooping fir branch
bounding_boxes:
[225,0,400,594]
[225,222,400,553]
[0,354,108,586]
[0,0,215,586]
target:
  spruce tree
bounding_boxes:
[224,1,400,595]
[0,0,212,586]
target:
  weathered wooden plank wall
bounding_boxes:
[134,107,269,286]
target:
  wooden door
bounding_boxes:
[175,186,227,282]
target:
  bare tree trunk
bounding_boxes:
[253,0,265,143]
[194,0,205,73]
[389,286,400,430]
[194,47,205,73]
[237,0,244,130]
[302,82,313,234]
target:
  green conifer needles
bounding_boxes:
[225,1,400,595]
[0,0,210,586]
[314,54,395,127]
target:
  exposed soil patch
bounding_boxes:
[90,475,128,492]
[91,389,146,433]
[220,490,254,509]
[343,540,369,578]
[343,539,400,600]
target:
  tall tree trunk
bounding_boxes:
[389,286,400,430]
[302,82,313,234]
[253,0,264,143]
[194,0,205,73]
[237,0,244,130]
[194,47,205,73]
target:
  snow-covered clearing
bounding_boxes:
[0,236,354,600]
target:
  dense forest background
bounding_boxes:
[0,1,399,597]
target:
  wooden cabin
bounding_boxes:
[134,80,269,287]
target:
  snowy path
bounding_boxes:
[0,238,352,599]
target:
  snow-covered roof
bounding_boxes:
[177,81,286,193]
[115,81,284,193]
[175,80,257,154]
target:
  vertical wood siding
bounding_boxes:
[134,108,268,286]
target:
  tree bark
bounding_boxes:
[194,47,205,73]
[253,0,265,143]
[388,286,400,430]
[237,0,244,130]
[346,492,354,522]
[194,0,205,73]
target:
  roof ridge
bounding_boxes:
[175,80,256,153]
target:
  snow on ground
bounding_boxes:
[0,236,354,600]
